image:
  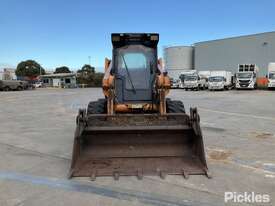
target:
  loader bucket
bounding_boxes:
[69,108,209,180]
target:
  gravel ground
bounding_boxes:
[0,88,274,206]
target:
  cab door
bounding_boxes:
[115,45,155,102]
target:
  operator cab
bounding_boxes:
[111,33,159,103]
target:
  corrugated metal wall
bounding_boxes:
[194,32,275,77]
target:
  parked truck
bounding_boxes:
[208,71,234,91]
[170,78,180,89]
[0,80,28,91]
[268,63,275,89]
[198,71,211,89]
[236,64,258,89]
[179,70,206,90]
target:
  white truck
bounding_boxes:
[208,71,234,91]
[198,71,211,89]
[170,78,180,89]
[236,64,258,89]
[267,63,275,89]
[179,70,206,90]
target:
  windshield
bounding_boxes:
[237,72,252,79]
[121,53,147,70]
[185,75,197,81]
[117,45,155,72]
[116,45,155,90]
[209,76,224,82]
[269,73,275,79]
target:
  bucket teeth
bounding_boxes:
[182,169,189,179]
[67,169,74,179]
[90,171,97,181]
[113,172,120,180]
[160,171,167,179]
[137,169,143,180]
[203,168,212,179]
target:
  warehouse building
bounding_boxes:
[164,31,275,78]
[194,31,275,77]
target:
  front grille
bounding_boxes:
[239,80,250,83]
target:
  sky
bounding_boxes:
[0,0,275,71]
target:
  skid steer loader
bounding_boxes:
[69,33,210,180]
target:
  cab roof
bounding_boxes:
[111,33,159,48]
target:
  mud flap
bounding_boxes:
[69,109,209,180]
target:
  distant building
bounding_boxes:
[194,31,275,77]
[0,68,17,80]
[44,69,54,74]
[40,73,77,88]
[164,31,275,79]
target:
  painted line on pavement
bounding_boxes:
[0,171,215,206]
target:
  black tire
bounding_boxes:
[166,98,185,113]
[87,98,107,114]
[3,86,10,91]
[17,86,23,91]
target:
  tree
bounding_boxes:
[54,66,71,74]
[78,64,95,74]
[16,60,45,77]
[77,64,102,87]
[93,72,104,86]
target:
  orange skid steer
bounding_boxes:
[69,33,210,180]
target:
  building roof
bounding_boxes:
[194,31,275,45]
[40,73,76,78]
[3,68,16,72]
[163,45,194,49]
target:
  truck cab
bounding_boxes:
[208,76,225,90]
[268,63,275,89]
[236,64,258,89]
[198,71,210,89]
[208,71,233,91]
[179,70,205,90]
[170,78,180,89]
